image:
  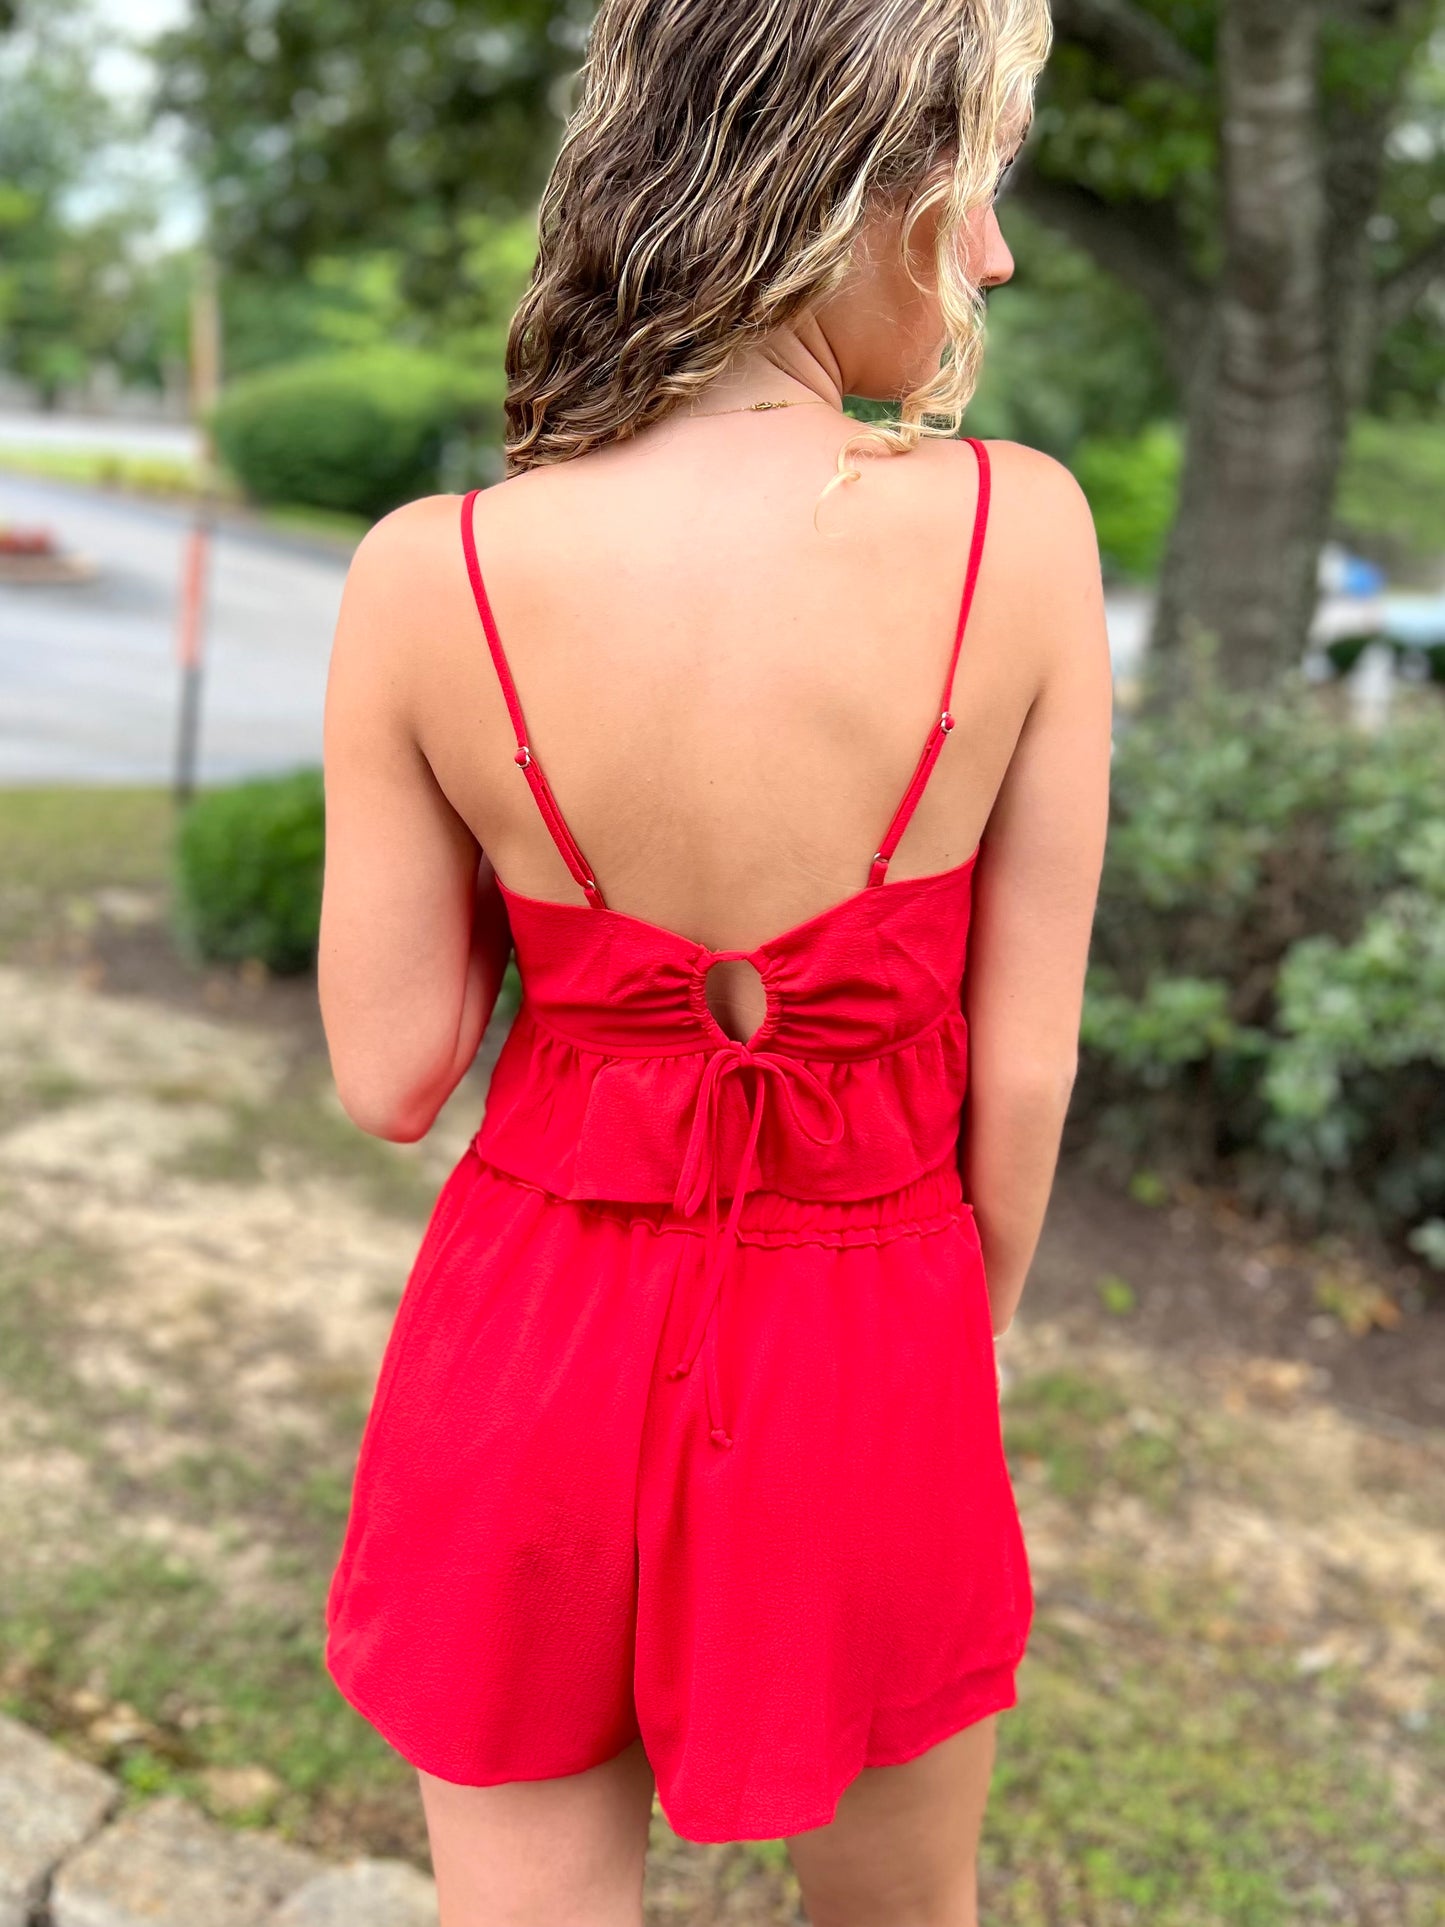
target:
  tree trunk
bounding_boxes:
[1145,0,1348,703]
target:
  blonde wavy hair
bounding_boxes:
[504,0,1052,493]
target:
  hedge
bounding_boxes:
[211,347,500,521]
[174,769,325,976]
[1075,676,1445,1268]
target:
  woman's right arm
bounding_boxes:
[961,446,1114,1336]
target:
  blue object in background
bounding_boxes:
[1340,554,1387,597]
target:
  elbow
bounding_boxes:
[331,1064,444,1143]
[1014,1050,1080,1101]
[357,1105,435,1146]
[980,1052,1079,1112]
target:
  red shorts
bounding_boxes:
[325,1147,1033,1843]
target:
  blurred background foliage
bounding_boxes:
[211,345,502,516]
[1077,686,1445,1260]
[174,767,326,975]
[153,0,592,316]
[0,7,189,401]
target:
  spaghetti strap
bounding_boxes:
[461,445,987,910]
[867,437,991,888]
[460,490,606,909]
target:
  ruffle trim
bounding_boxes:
[476,1002,971,1205]
[467,1147,974,1250]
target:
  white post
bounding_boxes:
[1349,639,1396,736]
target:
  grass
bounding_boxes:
[1003,1367,1189,1512]
[984,1373,1440,1921]
[0,1233,123,1426]
[986,1566,1441,1925]
[0,1548,402,1834]
[8,1532,1437,1912]
[0,786,173,956]
[0,785,1438,1911]
[0,1223,413,1846]
[163,1082,440,1222]
[1338,415,1445,578]
[249,501,370,548]
[0,1063,95,1136]
[0,445,202,497]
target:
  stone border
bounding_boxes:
[0,1717,436,1927]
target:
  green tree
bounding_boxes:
[154,0,588,318]
[215,213,536,381]
[1022,0,1445,699]
[0,5,188,401]
[967,207,1176,454]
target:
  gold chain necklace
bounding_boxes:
[687,398,838,418]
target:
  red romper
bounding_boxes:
[324,437,1034,1844]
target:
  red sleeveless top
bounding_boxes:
[460,437,991,1445]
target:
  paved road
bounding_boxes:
[0,473,346,784]
[0,410,200,464]
[1,469,1158,786]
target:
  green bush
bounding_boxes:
[174,770,325,974]
[1076,679,1445,1265]
[1064,415,1445,588]
[211,347,500,520]
[1335,415,1445,572]
[1072,423,1182,582]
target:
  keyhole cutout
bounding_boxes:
[703,958,768,1045]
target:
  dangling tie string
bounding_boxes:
[669,1044,846,1448]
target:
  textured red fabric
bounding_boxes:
[324,438,1035,1841]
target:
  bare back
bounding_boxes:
[407,420,1057,950]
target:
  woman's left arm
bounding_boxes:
[318,502,513,1143]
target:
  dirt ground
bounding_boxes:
[1,902,1441,1925]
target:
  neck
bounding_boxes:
[691,325,846,415]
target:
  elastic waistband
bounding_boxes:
[469,1148,971,1249]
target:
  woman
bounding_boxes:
[320,0,1109,1919]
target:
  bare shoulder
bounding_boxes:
[344,491,468,590]
[321,495,486,756]
[944,437,1106,690]
[352,466,563,578]
[332,492,481,663]
[978,437,1099,555]
[974,437,1109,624]
[904,433,1096,554]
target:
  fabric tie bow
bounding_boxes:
[669,1041,846,1448]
